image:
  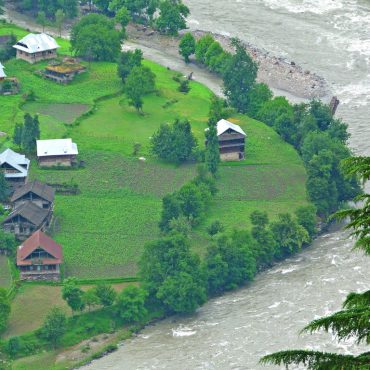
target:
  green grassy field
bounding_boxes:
[0,255,11,288]
[0,22,308,280]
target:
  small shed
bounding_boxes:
[43,59,86,84]
[17,230,62,281]
[37,138,79,167]
[13,33,60,64]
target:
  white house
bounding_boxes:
[37,138,79,167]
[0,148,30,184]
[0,62,6,80]
[13,33,60,64]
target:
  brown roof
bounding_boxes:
[3,201,49,227]
[17,230,62,266]
[11,180,55,203]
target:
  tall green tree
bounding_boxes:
[117,49,143,83]
[115,6,130,38]
[116,286,147,323]
[21,113,37,152]
[0,0,4,15]
[36,10,47,32]
[195,34,214,64]
[71,14,122,61]
[125,65,156,112]
[261,156,370,370]
[62,277,85,314]
[0,288,10,334]
[0,172,10,202]
[94,284,117,307]
[205,121,219,175]
[41,307,67,348]
[223,39,258,113]
[156,0,189,35]
[55,9,65,37]
[179,32,195,63]
[140,234,206,313]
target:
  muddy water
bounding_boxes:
[83,1,370,369]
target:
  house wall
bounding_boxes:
[38,155,75,167]
[220,152,242,161]
[16,49,57,64]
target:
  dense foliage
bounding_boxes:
[261,157,370,370]
[156,0,189,35]
[179,33,195,63]
[14,0,78,19]
[151,118,197,163]
[70,14,122,61]
[0,288,10,334]
[0,34,16,61]
[41,307,67,348]
[116,285,147,322]
[13,113,40,152]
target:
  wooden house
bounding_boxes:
[2,201,52,240]
[0,62,5,81]
[13,33,60,64]
[0,148,30,186]
[17,230,62,281]
[43,59,86,84]
[37,138,79,167]
[11,180,55,210]
[209,119,247,161]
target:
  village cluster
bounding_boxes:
[0,32,248,283]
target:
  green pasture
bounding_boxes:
[0,22,308,280]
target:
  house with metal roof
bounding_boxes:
[206,119,247,161]
[0,62,6,80]
[2,201,52,240]
[11,180,55,210]
[0,148,30,185]
[13,33,60,64]
[37,138,79,167]
[17,230,62,281]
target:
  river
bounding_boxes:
[82,0,370,369]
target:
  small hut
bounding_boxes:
[43,58,86,84]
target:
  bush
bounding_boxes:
[207,220,224,236]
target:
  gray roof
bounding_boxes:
[13,33,60,53]
[37,138,78,157]
[216,119,247,137]
[0,62,5,79]
[3,201,49,227]
[11,180,55,203]
[0,149,30,178]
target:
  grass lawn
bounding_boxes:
[0,22,308,280]
[0,255,12,288]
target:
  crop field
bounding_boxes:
[0,255,11,288]
[0,22,308,280]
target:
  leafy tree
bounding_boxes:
[0,172,10,202]
[0,230,16,254]
[117,49,143,83]
[140,234,206,313]
[223,39,257,113]
[0,0,4,15]
[55,9,65,37]
[125,65,156,112]
[207,220,224,236]
[41,307,67,348]
[151,119,197,163]
[7,337,21,358]
[0,288,10,334]
[156,0,189,35]
[179,32,195,63]
[270,213,309,259]
[0,34,17,61]
[168,215,192,236]
[115,6,130,38]
[245,83,273,118]
[62,277,85,313]
[93,0,111,13]
[295,205,317,238]
[71,14,122,61]
[36,11,47,32]
[159,193,181,232]
[250,210,276,267]
[261,157,370,370]
[116,286,147,323]
[205,121,219,175]
[204,230,257,295]
[95,284,117,307]
[21,113,38,152]
[257,96,293,127]
[204,41,223,68]
[195,34,214,64]
[83,288,99,311]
